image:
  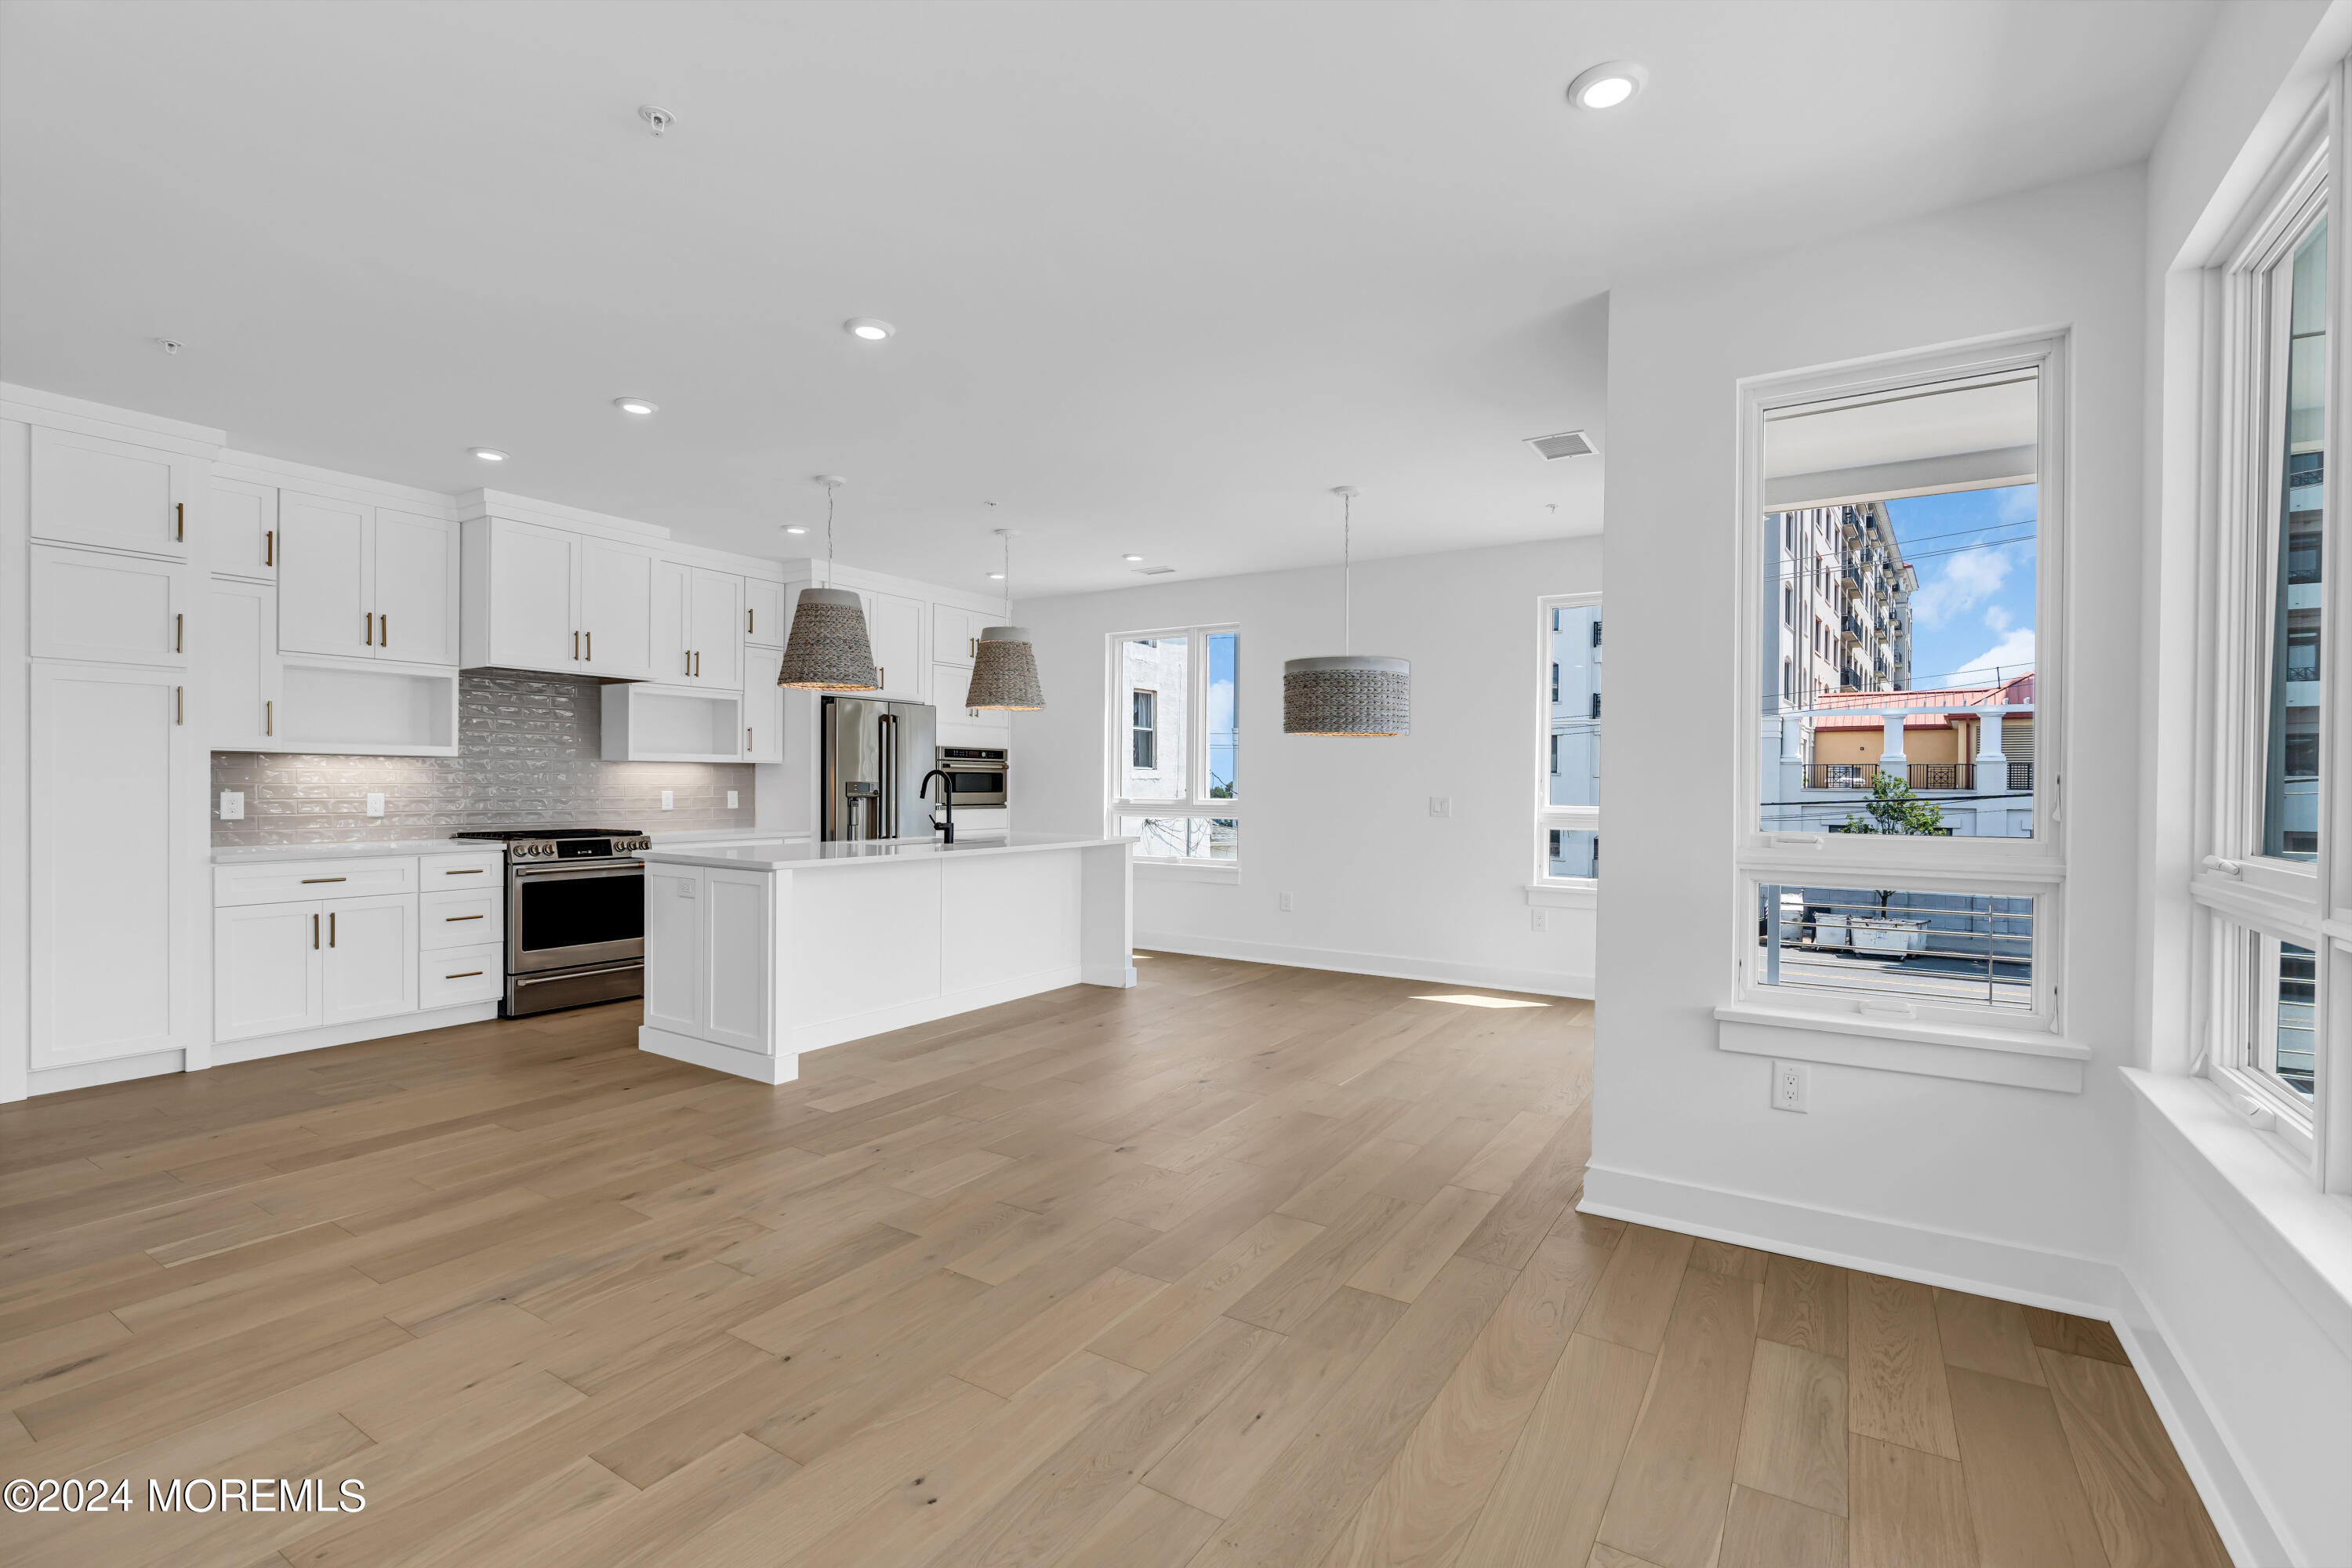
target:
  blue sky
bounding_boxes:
[1884,484,2036,689]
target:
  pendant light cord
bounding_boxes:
[825,485,837,588]
[1004,532,1013,622]
[1342,490,1352,655]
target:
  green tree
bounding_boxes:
[1830,771,1950,836]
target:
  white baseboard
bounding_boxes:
[639,1024,797,1084]
[1580,1162,2290,1568]
[1135,931,1593,1000]
[28,1047,187,1098]
[211,1003,499,1065]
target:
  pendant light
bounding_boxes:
[965,528,1046,710]
[778,474,878,691]
[1283,485,1409,735]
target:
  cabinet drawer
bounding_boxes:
[420,942,503,1009]
[419,851,503,885]
[215,856,418,907]
[420,885,503,949]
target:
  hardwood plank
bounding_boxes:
[1450,1331,1653,1568]
[1058,1483,1224,1568]
[1346,1184,1501,1302]
[1450,1111,1566,1195]
[1575,1224,1697,1354]
[1846,1272,1959,1461]
[1374,1117,1501,1203]
[1595,1265,1761,1568]
[1933,1288,2045,1385]
[1087,1212,1322,1372]
[2036,1348,2230,1568]
[1692,1237,1773,1282]
[956,1265,1161,1396]
[1226,1192,1416,1334]
[1721,1484,1849,1568]
[1279,1137,1421,1226]
[1733,1337,1850,1518]
[1849,1434,1979,1568]
[1944,1365,2110,1568]
[1759,1255,1848,1357]
[2024,1308,2130,1366]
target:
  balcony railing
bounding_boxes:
[1799,762,2035,792]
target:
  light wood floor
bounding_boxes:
[0,953,2230,1567]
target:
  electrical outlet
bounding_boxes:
[218,790,244,820]
[661,789,674,811]
[1770,1060,1809,1112]
[1428,796,1452,818]
[1278,892,1293,913]
[727,789,739,810]
[365,793,385,818]
[1530,908,1548,932]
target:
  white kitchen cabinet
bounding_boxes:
[864,590,925,700]
[702,867,775,1054]
[744,648,785,762]
[579,535,659,679]
[601,681,743,762]
[934,660,1011,733]
[209,579,284,750]
[214,902,324,1041]
[278,491,372,658]
[30,662,195,1071]
[653,561,745,687]
[933,603,995,666]
[642,864,704,1038]
[321,893,419,1026]
[372,508,461,665]
[420,943,503,1010]
[215,855,418,907]
[420,885,501,950]
[746,579,787,648]
[30,543,190,667]
[30,425,192,559]
[210,476,278,581]
[461,517,659,679]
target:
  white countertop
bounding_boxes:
[641,832,1130,871]
[211,829,808,865]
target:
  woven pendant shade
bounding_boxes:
[776,586,877,690]
[1283,654,1410,735]
[966,626,1045,710]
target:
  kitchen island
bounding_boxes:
[634,833,1135,1083]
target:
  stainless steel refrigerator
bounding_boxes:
[821,697,938,841]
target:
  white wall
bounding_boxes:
[1013,535,1602,996]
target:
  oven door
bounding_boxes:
[945,764,1007,808]
[510,861,645,974]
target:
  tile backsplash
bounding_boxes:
[211,670,757,846]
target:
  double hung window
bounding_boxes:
[1538,595,1602,882]
[1110,626,1239,866]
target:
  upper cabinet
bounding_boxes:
[209,579,282,751]
[277,492,460,666]
[460,517,661,680]
[865,590,925,702]
[30,426,193,560]
[579,536,659,680]
[652,561,745,688]
[746,579,787,648]
[933,602,994,666]
[30,543,190,668]
[210,477,278,582]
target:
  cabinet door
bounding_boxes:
[321,894,418,1025]
[701,868,773,1054]
[487,518,581,671]
[933,603,975,666]
[689,569,745,688]
[934,660,1011,733]
[209,579,284,750]
[579,537,659,679]
[651,559,694,682]
[642,866,704,1036]
[744,648,785,761]
[210,477,278,582]
[866,591,925,700]
[746,579,787,648]
[30,426,189,558]
[30,543,189,666]
[372,508,461,666]
[213,902,323,1041]
[30,662,193,1069]
[278,492,374,658]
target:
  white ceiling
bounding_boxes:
[0,0,2216,597]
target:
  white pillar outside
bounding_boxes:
[1974,710,2007,765]
[1779,714,1808,821]
[1877,714,1907,775]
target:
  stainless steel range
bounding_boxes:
[448,829,652,1016]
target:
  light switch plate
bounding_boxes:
[219,790,245,820]
[365,793,385,817]
[727,789,739,810]
[661,789,674,811]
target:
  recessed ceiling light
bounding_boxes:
[844,318,895,342]
[1123,554,1145,563]
[613,397,659,416]
[785,526,808,534]
[1566,60,1647,111]
[469,448,509,463]
[987,572,1006,580]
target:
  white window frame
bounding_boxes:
[1106,623,1240,877]
[2188,93,2345,1180]
[1728,328,2071,1041]
[1534,591,1602,895]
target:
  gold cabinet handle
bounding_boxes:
[175,612,183,653]
[266,699,274,736]
[365,611,374,646]
[444,867,484,875]
[574,630,581,660]
[176,685,183,724]
[747,608,753,634]
[175,501,184,541]
[746,726,753,750]
[445,971,483,979]
[265,528,274,568]
[380,614,388,648]
[301,876,347,884]
[586,630,591,661]
[329,912,336,947]
[445,913,483,922]
[313,913,320,949]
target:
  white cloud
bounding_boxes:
[1911,545,2010,630]
[1952,627,2034,682]
[1983,604,2011,633]
[1994,484,2038,524]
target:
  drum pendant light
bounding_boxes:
[778,475,879,691]
[1283,486,1409,735]
[966,528,1046,710]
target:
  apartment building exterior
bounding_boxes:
[1548,602,1602,877]
[1773,501,1915,706]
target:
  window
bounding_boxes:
[1738,330,2067,1033]
[1538,593,1602,882]
[1111,626,1239,867]
[2264,214,2325,862]
[1131,690,1158,771]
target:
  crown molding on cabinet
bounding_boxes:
[216,449,459,517]
[0,382,225,456]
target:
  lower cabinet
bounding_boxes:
[214,891,419,1041]
[322,894,418,1026]
[641,862,772,1054]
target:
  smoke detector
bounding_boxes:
[1525,430,1596,460]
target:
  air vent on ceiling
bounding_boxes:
[1526,430,1596,460]
[1133,565,1177,576]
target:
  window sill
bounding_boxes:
[2121,1068,2352,1363]
[1526,882,1597,909]
[1714,1002,2087,1092]
[1134,860,1240,884]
